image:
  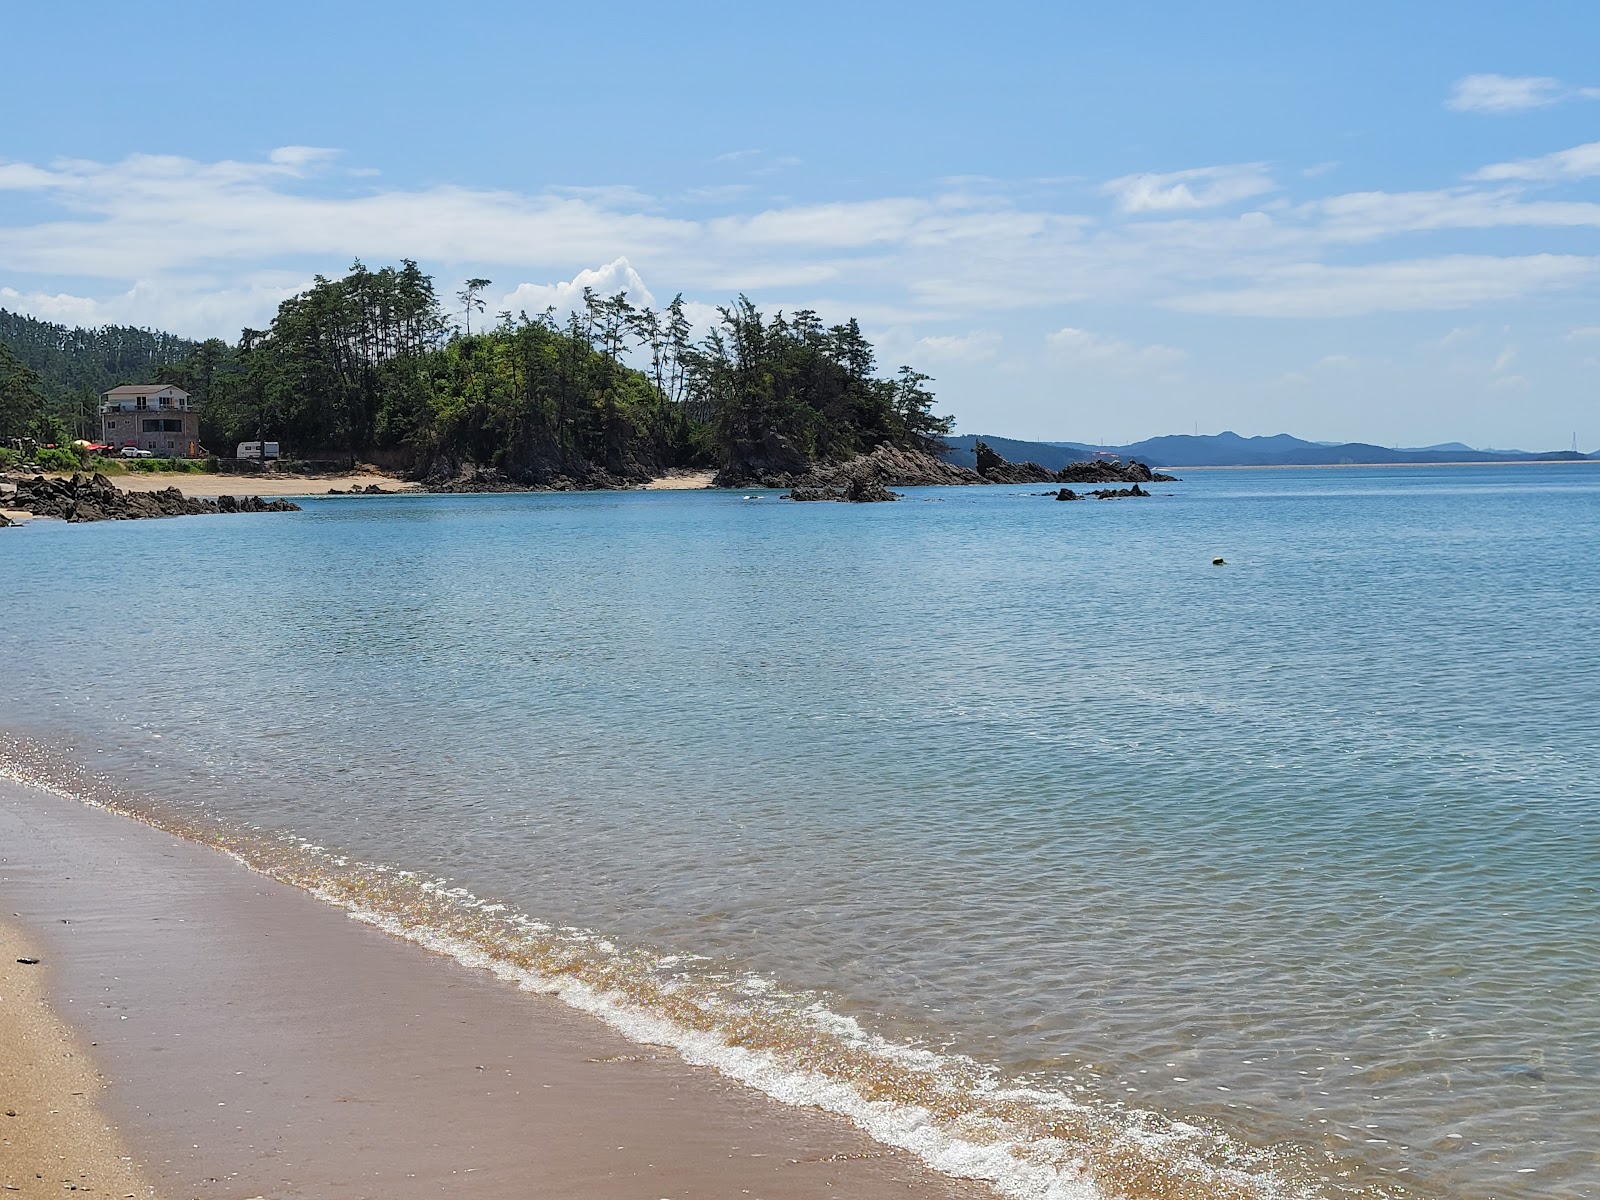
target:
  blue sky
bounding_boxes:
[3,0,1599,448]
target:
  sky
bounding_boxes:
[3,0,1598,449]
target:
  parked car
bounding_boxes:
[120,446,155,459]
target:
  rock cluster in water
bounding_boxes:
[976,440,1178,485]
[1,473,300,524]
[773,440,1177,502]
[1052,483,1153,500]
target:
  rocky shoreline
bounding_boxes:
[0,473,301,525]
[766,441,1178,502]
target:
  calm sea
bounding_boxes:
[3,465,1597,1200]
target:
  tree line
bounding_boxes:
[2,261,952,484]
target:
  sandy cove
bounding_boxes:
[0,778,991,1200]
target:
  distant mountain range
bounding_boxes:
[943,431,1596,469]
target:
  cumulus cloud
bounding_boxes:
[1446,74,1564,113]
[498,258,657,319]
[1473,140,1600,182]
[1103,164,1275,213]
[1045,327,1187,371]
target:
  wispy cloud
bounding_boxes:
[1045,327,1187,371]
[1166,254,1598,318]
[1102,164,1275,213]
[913,330,1003,363]
[2,141,1600,344]
[1472,140,1600,182]
[1446,74,1564,113]
[1446,73,1600,115]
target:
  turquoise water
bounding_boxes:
[4,465,1598,1199]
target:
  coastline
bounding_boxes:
[0,921,155,1198]
[1167,457,1600,470]
[0,776,991,1200]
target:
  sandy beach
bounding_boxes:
[0,778,989,1200]
[641,468,716,490]
[0,922,154,1198]
[103,471,420,498]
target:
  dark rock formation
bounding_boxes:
[1054,488,1081,501]
[722,442,982,490]
[327,483,391,495]
[1055,458,1178,484]
[973,440,1057,484]
[1088,483,1150,499]
[786,458,903,502]
[5,473,300,522]
[423,461,652,493]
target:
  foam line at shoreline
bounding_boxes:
[0,738,1335,1200]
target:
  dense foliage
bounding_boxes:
[3,262,951,484]
[0,342,55,444]
[0,309,201,440]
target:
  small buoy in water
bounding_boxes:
[1212,557,1226,566]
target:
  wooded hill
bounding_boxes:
[0,310,202,442]
[1,263,952,487]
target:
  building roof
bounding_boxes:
[103,383,188,397]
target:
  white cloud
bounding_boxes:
[1446,74,1563,113]
[1166,255,1598,318]
[912,330,1002,363]
[1045,327,1187,371]
[1473,140,1600,182]
[1312,186,1600,241]
[1565,325,1600,340]
[1103,164,1275,213]
[1492,345,1518,372]
[498,258,657,321]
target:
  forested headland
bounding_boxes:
[1,262,952,488]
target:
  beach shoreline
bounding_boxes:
[0,920,155,1198]
[0,775,991,1200]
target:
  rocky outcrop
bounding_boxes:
[1088,484,1150,499]
[787,478,900,503]
[732,442,983,490]
[1055,458,1178,484]
[1054,488,1081,501]
[4,473,300,522]
[423,461,653,493]
[974,440,1057,483]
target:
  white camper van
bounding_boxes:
[236,441,281,460]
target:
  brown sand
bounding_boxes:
[0,780,991,1200]
[0,922,155,1198]
[642,469,717,490]
[99,471,419,498]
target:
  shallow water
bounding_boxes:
[4,465,1598,1199]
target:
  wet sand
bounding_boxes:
[0,922,154,1198]
[0,779,991,1200]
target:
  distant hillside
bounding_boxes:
[0,308,202,438]
[945,431,1595,468]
